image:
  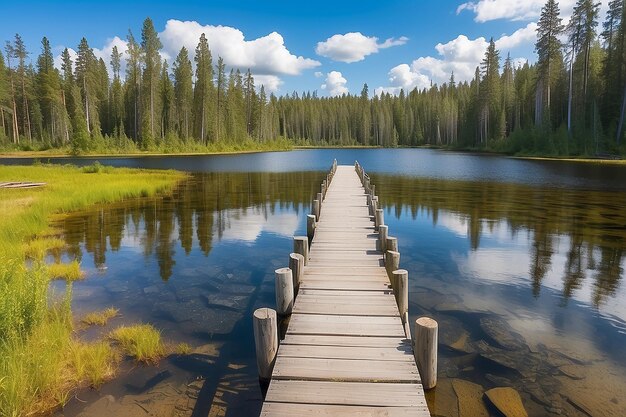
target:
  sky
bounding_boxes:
[0,0,612,96]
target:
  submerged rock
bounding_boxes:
[451,379,489,417]
[479,317,527,351]
[559,364,586,380]
[485,387,529,417]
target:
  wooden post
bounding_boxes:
[316,192,323,217]
[371,197,378,217]
[289,253,304,293]
[414,317,438,390]
[307,214,316,242]
[386,250,400,280]
[370,184,375,198]
[275,267,294,316]
[366,194,372,208]
[393,269,408,318]
[379,225,388,252]
[322,180,327,199]
[312,199,320,221]
[293,236,309,265]
[364,177,370,194]
[375,208,384,231]
[253,307,278,381]
[386,236,398,253]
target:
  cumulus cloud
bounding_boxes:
[321,71,349,96]
[376,23,537,95]
[456,0,609,23]
[314,71,323,78]
[54,19,320,93]
[160,19,320,77]
[316,32,408,63]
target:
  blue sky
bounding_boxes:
[0,0,608,96]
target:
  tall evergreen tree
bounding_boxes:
[173,47,193,139]
[535,0,564,125]
[193,33,214,143]
[140,17,162,147]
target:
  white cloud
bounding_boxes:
[456,0,546,22]
[376,23,538,95]
[314,71,323,78]
[321,71,348,96]
[456,0,609,23]
[316,32,408,63]
[54,19,318,93]
[160,19,320,77]
[254,75,283,93]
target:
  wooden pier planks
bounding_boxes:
[261,165,430,417]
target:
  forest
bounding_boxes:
[0,0,625,156]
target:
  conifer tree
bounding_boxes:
[140,17,162,147]
[193,33,214,143]
[173,47,193,139]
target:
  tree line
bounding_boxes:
[1,1,625,156]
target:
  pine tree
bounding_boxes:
[140,17,162,147]
[535,0,564,126]
[480,38,501,143]
[160,60,175,139]
[0,51,10,141]
[125,31,141,141]
[8,34,32,143]
[215,56,226,142]
[193,33,214,144]
[110,46,124,136]
[173,47,193,139]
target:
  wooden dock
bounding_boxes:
[258,163,431,417]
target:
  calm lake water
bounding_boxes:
[4,149,625,416]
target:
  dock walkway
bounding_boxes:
[260,165,430,416]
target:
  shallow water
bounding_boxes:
[8,149,623,416]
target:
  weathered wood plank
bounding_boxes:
[272,357,420,382]
[265,381,426,406]
[277,344,414,361]
[281,334,412,348]
[261,403,430,417]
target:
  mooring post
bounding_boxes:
[253,308,278,381]
[289,252,304,294]
[370,184,376,198]
[379,225,388,252]
[293,236,309,265]
[322,180,327,199]
[386,236,398,253]
[386,250,400,281]
[366,194,372,208]
[316,192,323,217]
[375,208,384,231]
[393,269,408,318]
[275,267,294,316]
[312,199,320,221]
[307,214,316,242]
[415,317,438,390]
[364,177,370,194]
[371,197,378,217]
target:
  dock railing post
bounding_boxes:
[316,193,323,217]
[253,308,278,381]
[386,236,398,253]
[313,199,320,221]
[379,225,388,252]
[293,236,309,265]
[307,214,316,243]
[414,317,438,390]
[371,197,378,217]
[370,184,375,198]
[375,208,384,231]
[289,253,304,295]
[386,250,400,283]
[275,267,294,316]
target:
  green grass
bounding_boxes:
[109,324,165,363]
[81,308,120,326]
[46,261,85,281]
[0,163,185,417]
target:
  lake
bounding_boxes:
[4,149,625,416]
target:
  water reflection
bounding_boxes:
[372,174,626,416]
[57,172,320,281]
[372,174,626,311]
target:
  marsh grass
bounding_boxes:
[109,324,165,363]
[0,163,185,416]
[174,342,192,355]
[23,237,65,260]
[81,308,120,326]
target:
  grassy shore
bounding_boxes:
[0,163,186,416]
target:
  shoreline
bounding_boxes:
[1,146,624,165]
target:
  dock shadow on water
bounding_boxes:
[44,154,626,417]
[52,171,325,417]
